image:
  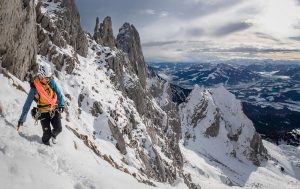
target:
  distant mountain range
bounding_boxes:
[148,61,300,145]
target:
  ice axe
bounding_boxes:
[17,121,23,132]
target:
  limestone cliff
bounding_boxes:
[0,0,37,80]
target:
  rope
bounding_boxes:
[34,79,57,111]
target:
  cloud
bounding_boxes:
[75,0,243,33]
[143,9,156,15]
[219,47,300,53]
[254,32,280,42]
[139,9,169,17]
[159,11,169,17]
[142,40,179,47]
[185,27,205,37]
[213,22,252,36]
[75,0,300,61]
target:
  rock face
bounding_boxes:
[60,0,88,57]
[180,85,268,166]
[117,23,147,88]
[93,16,116,48]
[105,22,149,116]
[104,21,184,184]
[36,0,86,74]
[0,0,37,80]
[147,74,182,140]
[93,17,103,45]
[0,1,272,188]
[108,117,127,155]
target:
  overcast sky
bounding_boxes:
[75,0,300,62]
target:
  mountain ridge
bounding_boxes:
[0,1,299,189]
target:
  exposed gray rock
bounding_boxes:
[124,81,147,115]
[204,110,220,137]
[106,52,125,90]
[0,0,37,80]
[153,148,167,182]
[93,17,103,45]
[64,54,78,74]
[36,0,88,57]
[59,0,88,57]
[117,23,147,88]
[227,126,242,142]
[52,28,67,48]
[94,16,115,48]
[191,100,208,128]
[51,53,64,71]
[183,173,201,189]
[78,93,85,107]
[249,132,268,166]
[147,76,183,169]
[133,118,139,131]
[138,150,156,178]
[107,117,127,155]
[90,101,104,116]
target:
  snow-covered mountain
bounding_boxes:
[149,62,300,143]
[149,63,260,88]
[0,0,300,189]
[180,85,267,166]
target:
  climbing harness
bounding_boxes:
[34,79,58,112]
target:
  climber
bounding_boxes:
[17,64,64,146]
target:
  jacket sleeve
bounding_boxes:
[50,79,64,107]
[19,88,36,123]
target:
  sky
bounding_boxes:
[75,0,300,62]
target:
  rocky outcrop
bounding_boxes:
[90,101,104,117]
[147,75,182,139]
[102,25,186,182]
[36,0,86,74]
[0,0,37,80]
[180,86,268,166]
[103,22,149,118]
[249,133,267,166]
[108,116,127,155]
[93,16,116,48]
[116,23,147,88]
[204,109,220,137]
[56,0,88,57]
[93,17,103,45]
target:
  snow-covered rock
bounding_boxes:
[180,85,267,166]
[0,1,300,189]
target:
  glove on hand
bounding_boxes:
[58,107,64,113]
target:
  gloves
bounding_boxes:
[58,106,64,113]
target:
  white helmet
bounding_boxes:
[38,64,52,77]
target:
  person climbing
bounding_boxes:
[17,64,64,146]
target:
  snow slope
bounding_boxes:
[178,85,300,189]
[1,46,300,189]
[0,51,187,189]
[0,1,299,186]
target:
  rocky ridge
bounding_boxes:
[179,86,267,166]
[0,0,269,188]
[36,0,88,76]
[92,18,184,183]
